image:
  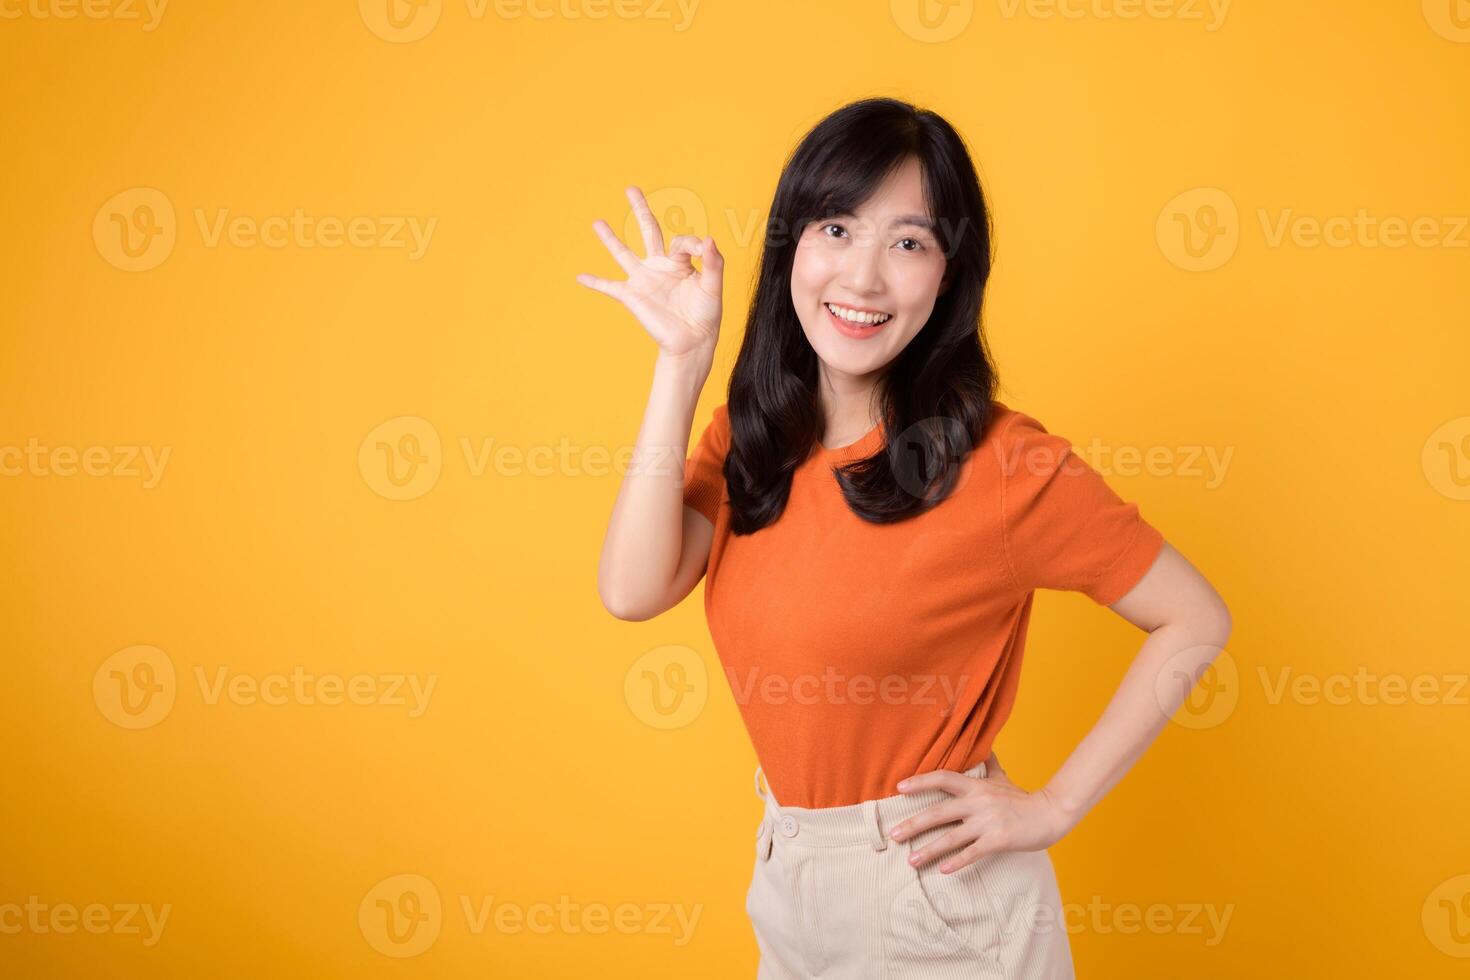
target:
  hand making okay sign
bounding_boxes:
[575,186,724,362]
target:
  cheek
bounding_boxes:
[896,263,946,315]
[790,244,838,297]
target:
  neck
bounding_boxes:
[816,363,884,448]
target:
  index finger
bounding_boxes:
[896,769,976,797]
[592,219,640,275]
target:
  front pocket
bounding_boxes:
[883,831,1005,975]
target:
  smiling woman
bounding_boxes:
[583,97,1230,979]
[795,158,950,354]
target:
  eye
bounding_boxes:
[896,237,924,252]
[821,222,849,239]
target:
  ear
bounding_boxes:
[937,272,951,296]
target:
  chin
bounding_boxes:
[809,339,891,377]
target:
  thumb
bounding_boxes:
[698,237,723,296]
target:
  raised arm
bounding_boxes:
[576,186,725,621]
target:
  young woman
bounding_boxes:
[581,98,1231,979]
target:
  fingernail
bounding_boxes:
[897,780,909,790]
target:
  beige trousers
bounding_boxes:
[746,760,1076,979]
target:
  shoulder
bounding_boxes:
[977,400,1078,486]
[974,399,1049,457]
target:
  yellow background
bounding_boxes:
[3,0,1468,975]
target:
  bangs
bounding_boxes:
[790,141,932,229]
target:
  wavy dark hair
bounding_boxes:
[722,97,999,535]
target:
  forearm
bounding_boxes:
[597,352,712,614]
[1040,616,1231,832]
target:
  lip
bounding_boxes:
[826,300,889,316]
[824,301,892,339]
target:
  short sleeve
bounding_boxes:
[996,410,1165,605]
[682,403,731,524]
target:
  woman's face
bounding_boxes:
[790,155,950,383]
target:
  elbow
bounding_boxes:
[598,581,655,622]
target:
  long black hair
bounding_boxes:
[723,97,999,534]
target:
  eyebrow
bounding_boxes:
[827,210,937,233]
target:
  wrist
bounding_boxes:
[655,345,714,373]
[1038,784,1085,840]
[653,349,714,397]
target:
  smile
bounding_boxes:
[824,302,892,339]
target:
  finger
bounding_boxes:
[897,770,976,798]
[666,235,701,270]
[626,186,665,259]
[908,824,977,870]
[574,272,625,300]
[939,838,1000,875]
[697,236,724,298]
[889,799,967,843]
[592,219,640,275]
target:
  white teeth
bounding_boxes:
[825,302,891,326]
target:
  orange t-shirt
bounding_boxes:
[682,399,1165,809]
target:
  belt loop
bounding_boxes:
[861,799,887,851]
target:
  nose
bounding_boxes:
[839,231,884,295]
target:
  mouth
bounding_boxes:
[824,301,892,338]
